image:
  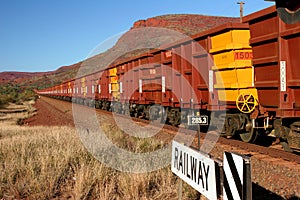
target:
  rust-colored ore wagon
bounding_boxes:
[60,80,73,102]
[243,6,300,151]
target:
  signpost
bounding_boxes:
[171,141,252,200]
[187,114,208,150]
[171,140,219,200]
[223,152,252,200]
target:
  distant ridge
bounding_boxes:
[133,14,239,35]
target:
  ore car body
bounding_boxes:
[244,6,300,151]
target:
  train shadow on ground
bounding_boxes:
[255,135,278,147]
[252,183,300,200]
[255,135,300,155]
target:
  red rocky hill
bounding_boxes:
[133,14,239,35]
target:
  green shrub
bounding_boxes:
[0,83,37,104]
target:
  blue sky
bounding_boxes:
[0,0,273,72]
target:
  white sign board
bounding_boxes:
[171,140,218,200]
[139,79,143,93]
[187,115,208,126]
[280,61,286,92]
[162,76,166,93]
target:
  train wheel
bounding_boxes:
[123,104,130,116]
[149,105,166,123]
[167,108,181,126]
[236,93,257,114]
[240,127,259,143]
[239,118,259,143]
[224,115,240,137]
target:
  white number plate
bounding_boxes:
[188,115,208,126]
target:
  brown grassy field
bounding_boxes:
[0,100,36,126]
[0,124,199,200]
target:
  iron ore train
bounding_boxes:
[38,4,300,152]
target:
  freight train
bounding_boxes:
[38,5,300,152]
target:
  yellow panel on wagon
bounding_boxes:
[109,68,117,76]
[210,30,251,53]
[212,50,253,70]
[214,67,254,89]
[216,88,258,103]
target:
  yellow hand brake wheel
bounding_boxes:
[236,93,257,113]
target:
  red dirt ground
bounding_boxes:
[23,96,75,127]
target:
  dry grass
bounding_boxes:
[0,125,198,200]
[0,100,36,126]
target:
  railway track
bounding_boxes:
[35,96,300,164]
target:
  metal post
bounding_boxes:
[198,124,201,151]
[178,179,182,200]
[197,113,201,199]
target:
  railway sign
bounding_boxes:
[187,115,208,126]
[223,152,252,200]
[171,140,219,200]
